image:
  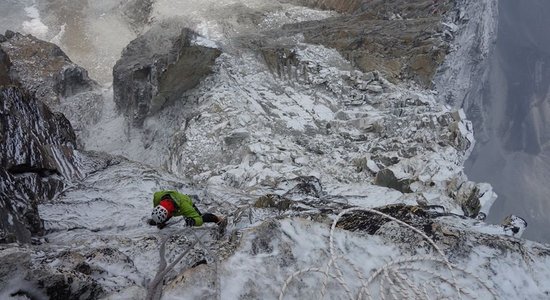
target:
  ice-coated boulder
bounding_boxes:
[0,31,98,107]
[113,22,221,127]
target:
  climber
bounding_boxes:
[149,190,225,230]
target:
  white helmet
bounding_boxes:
[152,205,169,224]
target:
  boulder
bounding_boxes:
[113,23,221,127]
[374,168,413,193]
[0,32,98,108]
[336,204,434,235]
[254,194,293,211]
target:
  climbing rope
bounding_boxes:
[146,227,220,300]
[279,207,498,300]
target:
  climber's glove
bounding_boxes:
[184,217,196,227]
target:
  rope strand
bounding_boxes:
[146,228,215,300]
[279,206,497,300]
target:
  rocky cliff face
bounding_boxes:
[0,31,104,143]
[1,30,92,244]
[433,0,498,137]
[275,0,454,87]
[0,86,80,243]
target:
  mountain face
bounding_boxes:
[463,0,550,242]
[1,0,550,299]
[0,84,79,244]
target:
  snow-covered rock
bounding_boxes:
[113,22,221,127]
[0,31,98,107]
[0,31,104,143]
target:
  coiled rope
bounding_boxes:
[279,207,498,300]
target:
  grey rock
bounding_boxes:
[371,154,399,168]
[279,0,364,14]
[4,30,15,39]
[54,65,96,98]
[113,23,221,127]
[447,121,472,151]
[0,34,6,43]
[502,215,528,237]
[336,204,430,235]
[260,47,304,82]
[0,247,41,299]
[454,181,482,217]
[374,168,413,193]
[0,32,98,108]
[0,246,101,300]
[366,84,383,93]
[334,110,350,120]
[0,86,80,243]
[451,109,466,121]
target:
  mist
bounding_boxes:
[0,0,271,84]
[466,0,550,243]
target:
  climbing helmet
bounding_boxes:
[152,205,169,224]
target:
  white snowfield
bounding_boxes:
[37,151,550,300]
[1,0,549,299]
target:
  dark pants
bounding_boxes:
[202,213,219,223]
[192,204,219,223]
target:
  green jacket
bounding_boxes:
[153,191,203,226]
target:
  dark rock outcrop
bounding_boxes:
[336,204,434,235]
[374,168,413,193]
[0,31,98,107]
[0,48,15,86]
[277,0,454,87]
[113,24,222,127]
[0,86,81,243]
